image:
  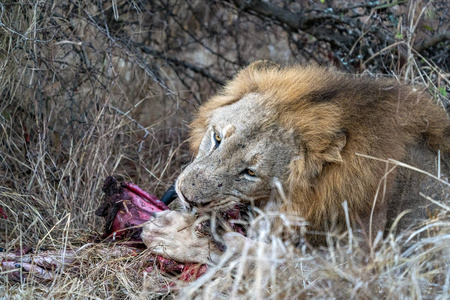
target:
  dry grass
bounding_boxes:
[176,211,450,299]
[0,1,449,299]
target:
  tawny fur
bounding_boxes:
[188,61,450,244]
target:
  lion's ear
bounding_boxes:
[304,131,347,180]
[321,132,347,164]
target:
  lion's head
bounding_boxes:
[175,92,300,212]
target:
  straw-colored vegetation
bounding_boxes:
[0,1,448,299]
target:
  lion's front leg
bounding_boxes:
[141,210,222,264]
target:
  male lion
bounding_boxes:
[142,61,450,264]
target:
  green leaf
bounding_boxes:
[389,15,398,27]
[423,25,434,32]
[439,87,447,97]
[1,112,11,121]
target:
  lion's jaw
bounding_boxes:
[175,93,300,213]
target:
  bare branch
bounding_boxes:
[415,32,450,54]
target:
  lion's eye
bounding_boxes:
[244,168,256,177]
[213,132,221,148]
